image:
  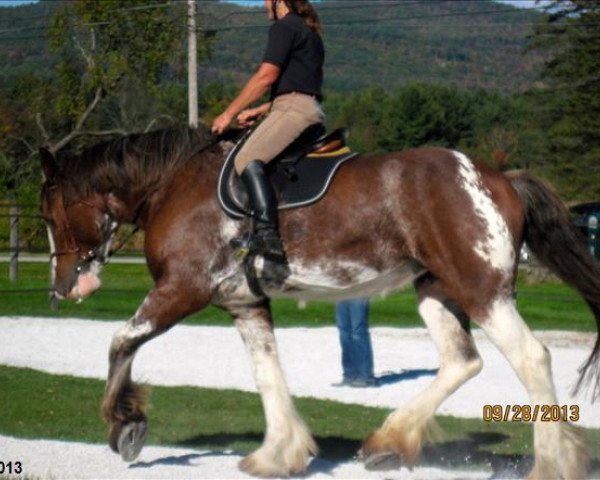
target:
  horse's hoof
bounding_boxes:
[362,450,401,471]
[117,420,147,462]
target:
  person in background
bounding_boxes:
[334,298,377,387]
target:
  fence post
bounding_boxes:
[9,204,19,281]
[588,214,598,259]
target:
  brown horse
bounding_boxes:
[39,127,599,479]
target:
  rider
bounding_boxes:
[211,0,324,259]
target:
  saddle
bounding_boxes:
[218,124,359,219]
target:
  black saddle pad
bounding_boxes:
[218,134,359,220]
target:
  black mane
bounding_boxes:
[58,126,217,202]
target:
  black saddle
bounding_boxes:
[218,125,359,219]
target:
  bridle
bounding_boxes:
[47,185,118,270]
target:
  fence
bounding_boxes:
[1,203,599,311]
[0,203,46,282]
[0,203,145,310]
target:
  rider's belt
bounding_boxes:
[275,91,322,102]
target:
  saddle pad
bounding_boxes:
[218,141,358,220]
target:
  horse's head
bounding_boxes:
[39,149,117,301]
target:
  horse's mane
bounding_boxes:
[59,126,217,203]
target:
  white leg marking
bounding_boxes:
[454,151,515,272]
[235,317,316,476]
[480,298,589,479]
[384,298,481,433]
[111,314,154,352]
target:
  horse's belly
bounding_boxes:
[263,259,424,302]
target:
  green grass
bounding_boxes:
[1,365,598,475]
[0,262,597,332]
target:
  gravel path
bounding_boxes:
[0,316,598,479]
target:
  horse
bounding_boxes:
[39,126,600,479]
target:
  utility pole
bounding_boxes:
[188,0,198,128]
[9,204,18,281]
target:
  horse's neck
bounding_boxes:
[106,189,153,227]
[102,145,224,227]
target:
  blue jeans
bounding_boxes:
[335,298,374,380]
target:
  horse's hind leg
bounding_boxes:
[362,275,483,469]
[101,284,207,462]
[476,297,589,479]
[229,301,316,477]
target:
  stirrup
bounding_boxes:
[230,233,252,260]
[230,231,286,261]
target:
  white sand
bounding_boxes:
[0,316,598,479]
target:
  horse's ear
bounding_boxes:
[39,148,59,182]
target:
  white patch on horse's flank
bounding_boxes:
[289,260,379,288]
[266,259,424,302]
[454,151,514,272]
[220,218,241,242]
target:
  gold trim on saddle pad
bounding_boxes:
[307,146,352,158]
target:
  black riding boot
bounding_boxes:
[233,160,285,259]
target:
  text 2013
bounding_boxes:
[0,461,23,475]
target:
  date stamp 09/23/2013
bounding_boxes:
[0,461,23,476]
[483,404,580,423]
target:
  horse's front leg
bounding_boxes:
[230,301,317,477]
[101,282,207,462]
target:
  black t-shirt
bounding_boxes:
[262,13,324,100]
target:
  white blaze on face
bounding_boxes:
[46,225,57,279]
[454,151,515,272]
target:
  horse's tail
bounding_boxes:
[506,170,600,400]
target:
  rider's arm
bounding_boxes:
[212,63,280,134]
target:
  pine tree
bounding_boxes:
[530,0,600,200]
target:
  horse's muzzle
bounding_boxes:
[57,272,102,301]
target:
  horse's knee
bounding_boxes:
[110,319,155,356]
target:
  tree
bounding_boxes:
[0,0,214,159]
[529,0,600,200]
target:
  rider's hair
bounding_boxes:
[282,0,322,34]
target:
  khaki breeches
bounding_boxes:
[234,92,325,174]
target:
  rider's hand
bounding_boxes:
[211,112,233,135]
[237,108,261,128]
